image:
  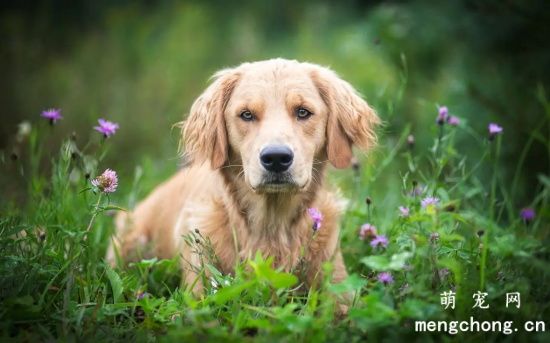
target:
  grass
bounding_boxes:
[1,101,549,342]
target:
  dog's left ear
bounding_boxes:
[310,66,380,169]
[181,68,240,169]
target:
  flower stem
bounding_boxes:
[489,135,501,221]
[509,116,545,208]
[85,193,103,237]
[435,124,444,162]
[481,134,501,290]
[433,124,445,188]
[479,232,488,291]
[367,203,371,220]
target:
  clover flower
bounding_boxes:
[430,232,440,243]
[307,207,323,232]
[421,196,440,209]
[398,206,410,218]
[91,169,118,193]
[359,223,377,240]
[370,234,389,248]
[421,196,440,215]
[488,123,503,139]
[447,116,460,126]
[378,272,394,285]
[94,118,119,138]
[437,106,448,125]
[41,108,63,124]
[520,208,535,222]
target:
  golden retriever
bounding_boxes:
[107,58,379,298]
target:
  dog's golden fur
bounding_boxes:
[107,58,379,296]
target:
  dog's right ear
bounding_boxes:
[309,65,380,169]
[181,69,240,169]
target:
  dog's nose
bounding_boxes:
[260,145,294,173]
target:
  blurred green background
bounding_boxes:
[1,0,549,206]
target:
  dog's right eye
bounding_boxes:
[240,110,255,121]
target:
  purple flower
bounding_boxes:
[359,223,377,240]
[370,234,389,248]
[488,123,503,138]
[520,208,535,222]
[398,206,410,218]
[91,169,118,193]
[437,106,448,125]
[421,196,440,209]
[94,118,119,138]
[447,116,460,126]
[41,108,62,124]
[307,207,323,231]
[378,272,394,285]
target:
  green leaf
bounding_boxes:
[538,173,550,188]
[350,292,398,330]
[441,233,465,242]
[329,273,367,294]
[78,187,92,194]
[388,252,413,269]
[212,281,255,305]
[129,258,158,268]
[360,255,388,270]
[205,263,224,279]
[268,271,298,289]
[360,252,412,271]
[102,205,128,212]
[249,254,298,289]
[105,265,123,303]
[399,298,441,319]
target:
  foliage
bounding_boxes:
[1,89,549,342]
[1,1,550,341]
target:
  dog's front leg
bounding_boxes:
[182,268,204,295]
[179,243,208,296]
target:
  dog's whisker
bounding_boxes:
[313,159,329,165]
[221,164,244,169]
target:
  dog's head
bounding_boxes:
[182,59,379,193]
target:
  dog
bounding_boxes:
[107,58,379,299]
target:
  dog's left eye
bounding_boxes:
[240,110,255,121]
[295,107,313,120]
